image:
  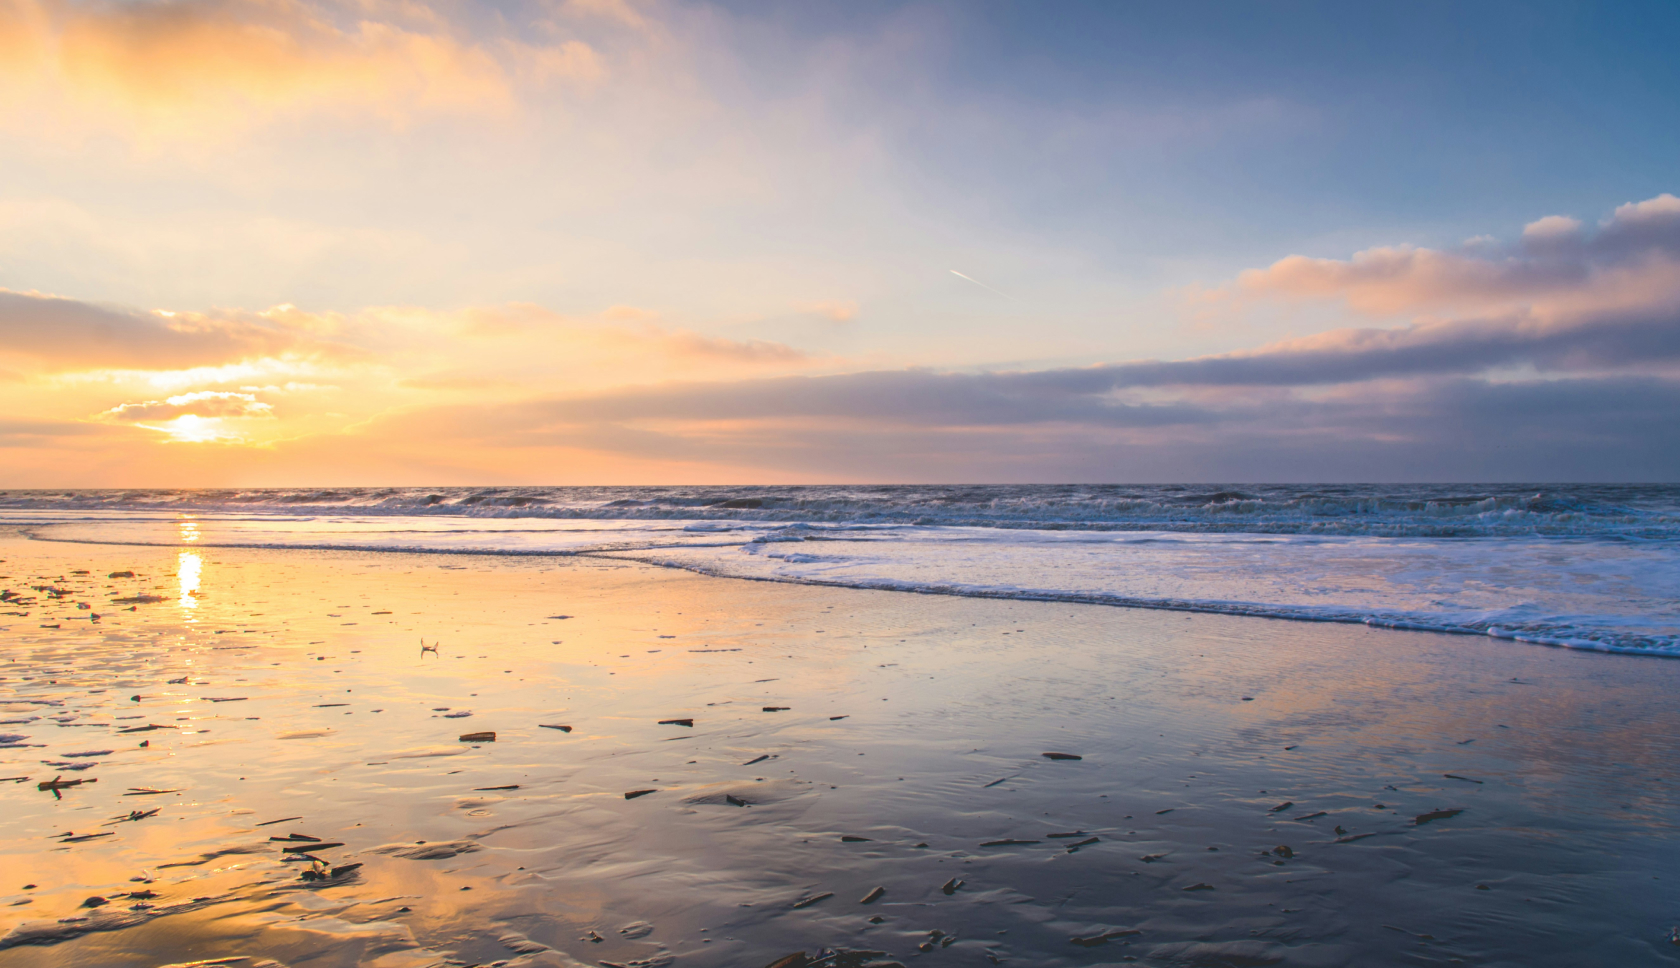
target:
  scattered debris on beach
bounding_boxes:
[2,539,1667,968]
[1071,928,1141,947]
[37,776,95,796]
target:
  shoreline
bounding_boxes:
[1,534,1678,967]
[15,524,1679,659]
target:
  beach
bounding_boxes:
[3,528,1678,968]
[7,0,1678,963]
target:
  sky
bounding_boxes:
[1,0,1678,485]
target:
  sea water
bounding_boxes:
[3,484,1676,656]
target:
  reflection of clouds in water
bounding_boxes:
[178,550,201,616]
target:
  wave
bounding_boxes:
[15,512,1679,659]
[2,483,1678,539]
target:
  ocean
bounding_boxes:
[3,483,1676,656]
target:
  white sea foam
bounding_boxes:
[9,486,1678,658]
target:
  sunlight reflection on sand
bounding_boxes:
[1,536,1678,967]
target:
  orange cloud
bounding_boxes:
[101,389,274,422]
[0,0,603,134]
[801,300,858,323]
[395,373,501,391]
[559,0,646,30]
[1235,246,1529,315]
[0,288,827,470]
[0,0,49,78]
[1229,193,1680,319]
[450,302,813,366]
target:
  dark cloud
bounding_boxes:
[465,295,1680,432]
[356,369,1680,482]
[0,289,352,369]
[520,368,1213,427]
[1097,306,1680,389]
[1123,377,1680,482]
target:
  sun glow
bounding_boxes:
[148,414,241,443]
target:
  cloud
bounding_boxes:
[5,194,1678,484]
[559,0,646,30]
[420,281,1678,433]
[1106,305,1680,389]
[329,371,1680,483]
[505,368,1204,429]
[1522,215,1581,241]
[396,373,501,391]
[306,192,1680,481]
[0,289,356,369]
[0,418,105,445]
[0,0,603,135]
[653,330,809,364]
[800,300,858,323]
[452,302,812,366]
[0,0,49,78]
[101,389,274,422]
[1229,193,1680,317]
[1164,193,1680,387]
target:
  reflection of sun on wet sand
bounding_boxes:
[1,534,1679,968]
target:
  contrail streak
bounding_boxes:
[950,269,1015,300]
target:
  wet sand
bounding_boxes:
[2,530,1678,968]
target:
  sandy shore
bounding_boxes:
[1,530,1677,968]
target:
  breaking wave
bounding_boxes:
[1,483,1677,539]
[4,484,1677,658]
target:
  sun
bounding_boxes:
[145,414,243,443]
